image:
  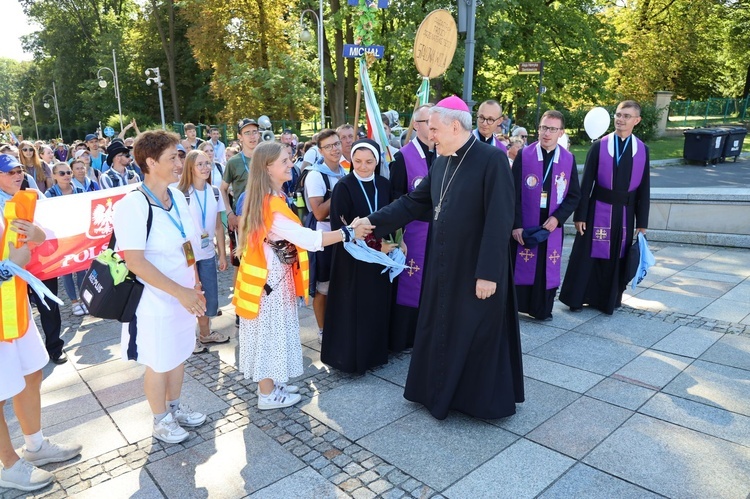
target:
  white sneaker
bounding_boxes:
[258,387,301,410]
[193,339,208,355]
[71,303,85,316]
[0,459,54,492]
[153,413,189,444]
[172,403,207,428]
[23,438,82,466]
[276,382,299,394]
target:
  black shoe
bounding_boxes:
[235,315,240,328]
[543,315,553,321]
[50,353,68,365]
[569,306,583,313]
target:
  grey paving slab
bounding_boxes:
[371,355,411,387]
[40,359,84,395]
[651,272,738,298]
[651,326,723,358]
[518,322,568,353]
[614,350,693,389]
[527,396,633,459]
[673,269,745,284]
[300,374,419,441]
[584,414,750,499]
[37,381,103,430]
[529,331,644,376]
[697,298,749,323]
[548,302,601,330]
[585,378,656,411]
[723,282,750,304]
[249,467,348,498]
[297,344,330,381]
[444,439,574,499]
[491,378,580,435]
[63,322,122,349]
[652,244,718,261]
[358,409,516,491]
[77,357,141,382]
[66,338,121,368]
[522,355,604,393]
[88,363,147,408]
[623,287,715,314]
[640,393,750,447]
[148,425,304,497]
[571,314,677,348]
[73,469,163,499]
[539,463,661,499]
[652,254,704,271]
[700,334,750,371]
[663,359,750,417]
[687,254,750,278]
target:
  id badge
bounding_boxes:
[200,232,210,249]
[540,192,548,209]
[182,240,196,267]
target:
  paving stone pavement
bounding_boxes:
[2,240,750,498]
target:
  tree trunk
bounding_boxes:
[150,0,181,122]
[743,63,750,99]
[326,0,346,127]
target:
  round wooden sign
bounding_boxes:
[413,9,458,78]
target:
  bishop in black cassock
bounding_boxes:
[355,96,524,420]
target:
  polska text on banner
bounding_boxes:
[26,184,138,280]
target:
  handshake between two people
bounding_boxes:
[348,217,375,240]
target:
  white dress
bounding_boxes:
[114,187,200,373]
[239,212,323,382]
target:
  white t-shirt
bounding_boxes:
[303,146,321,166]
[304,170,342,232]
[114,187,199,309]
[184,185,226,261]
[210,163,224,189]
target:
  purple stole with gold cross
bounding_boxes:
[591,133,646,259]
[514,142,573,289]
[397,138,429,308]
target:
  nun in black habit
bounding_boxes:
[320,139,401,374]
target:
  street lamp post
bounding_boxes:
[13,105,23,138]
[27,99,39,139]
[145,67,166,130]
[97,49,124,131]
[43,82,64,140]
[299,0,325,130]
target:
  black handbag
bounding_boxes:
[80,191,153,323]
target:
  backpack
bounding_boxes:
[184,186,221,205]
[292,168,331,220]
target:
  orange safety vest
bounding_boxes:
[233,194,310,319]
[0,191,37,342]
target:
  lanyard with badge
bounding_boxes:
[240,153,249,173]
[356,178,378,214]
[540,147,557,209]
[193,187,211,249]
[614,135,632,168]
[141,185,196,266]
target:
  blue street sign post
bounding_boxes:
[103,126,115,138]
[343,44,385,59]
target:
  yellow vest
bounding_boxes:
[233,195,310,319]
[0,191,37,342]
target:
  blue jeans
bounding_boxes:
[196,258,219,317]
[62,271,85,302]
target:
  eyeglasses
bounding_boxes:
[477,115,500,125]
[57,170,73,176]
[320,141,342,151]
[614,113,638,120]
[539,125,561,134]
[414,119,428,124]
[21,147,34,152]
[118,153,131,158]
[1,169,24,177]
[519,135,528,138]
[243,130,260,136]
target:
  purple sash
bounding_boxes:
[397,139,429,308]
[591,133,646,259]
[473,129,508,154]
[514,142,573,289]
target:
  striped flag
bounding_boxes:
[416,78,431,105]
[360,58,394,163]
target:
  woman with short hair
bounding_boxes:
[113,130,208,444]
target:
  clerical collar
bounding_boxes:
[353,171,375,181]
[450,134,476,157]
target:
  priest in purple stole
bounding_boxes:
[473,100,509,154]
[511,111,580,320]
[560,100,650,315]
[388,104,435,351]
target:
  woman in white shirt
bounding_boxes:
[113,130,208,445]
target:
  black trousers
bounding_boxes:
[31,278,63,359]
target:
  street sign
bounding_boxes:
[343,44,385,59]
[519,62,541,74]
[103,126,115,137]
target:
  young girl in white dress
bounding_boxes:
[234,141,368,410]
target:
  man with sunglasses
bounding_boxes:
[473,100,508,153]
[100,141,141,189]
[560,100,650,315]
[511,111,580,321]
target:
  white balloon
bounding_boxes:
[558,133,570,150]
[584,107,610,140]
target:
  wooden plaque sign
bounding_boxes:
[413,10,458,78]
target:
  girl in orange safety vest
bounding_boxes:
[233,141,369,411]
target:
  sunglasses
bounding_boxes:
[21,147,35,152]
[1,169,24,177]
[57,171,73,176]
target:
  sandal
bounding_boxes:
[199,331,230,344]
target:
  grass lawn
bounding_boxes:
[568,134,750,162]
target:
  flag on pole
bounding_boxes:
[416,77,431,105]
[360,58,394,163]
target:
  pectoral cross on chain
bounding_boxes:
[433,204,441,221]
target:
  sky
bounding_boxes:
[1,1,36,61]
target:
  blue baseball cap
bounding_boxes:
[0,154,23,173]
[85,133,98,142]
[176,144,187,154]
